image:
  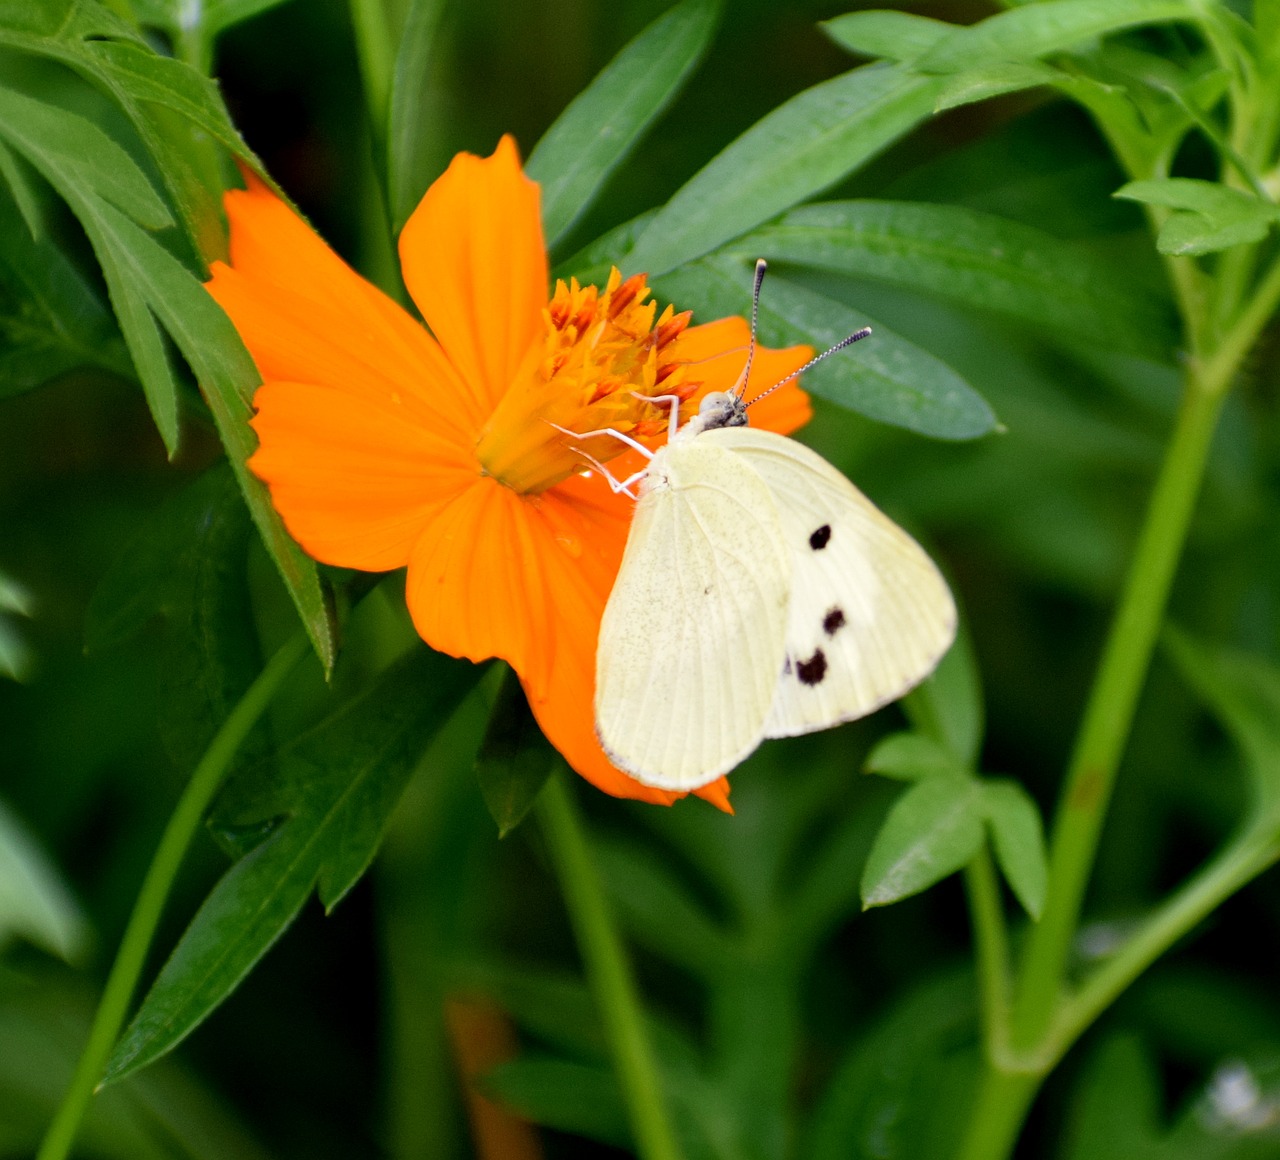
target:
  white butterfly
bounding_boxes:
[586,261,957,791]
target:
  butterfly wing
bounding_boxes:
[710,427,956,738]
[595,440,792,790]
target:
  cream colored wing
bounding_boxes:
[710,427,956,738]
[595,439,792,790]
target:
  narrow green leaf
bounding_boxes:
[861,776,985,907]
[902,625,983,767]
[0,797,88,962]
[0,180,131,399]
[981,779,1047,919]
[0,83,171,230]
[1164,629,1280,822]
[0,137,42,240]
[103,648,480,1083]
[736,200,1174,356]
[915,0,1198,75]
[822,11,954,61]
[474,666,557,838]
[527,0,720,249]
[84,200,336,671]
[624,62,945,278]
[933,61,1061,112]
[865,733,964,781]
[1062,1036,1162,1160]
[386,0,450,231]
[554,209,657,286]
[656,255,996,439]
[1117,177,1280,255]
[483,1058,630,1148]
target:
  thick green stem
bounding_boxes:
[1011,379,1225,1050]
[954,1069,1040,1160]
[37,635,310,1160]
[535,773,683,1160]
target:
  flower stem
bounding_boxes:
[965,847,1010,1054]
[535,773,682,1160]
[1009,375,1226,1052]
[37,634,310,1160]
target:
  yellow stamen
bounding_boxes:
[475,268,696,494]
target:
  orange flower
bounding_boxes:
[207,137,813,808]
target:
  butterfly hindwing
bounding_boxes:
[709,428,956,738]
[595,439,792,790]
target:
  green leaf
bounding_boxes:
[861,776,985,907]
[0,178,131,399]
[902,626,983,767]
[0,136,43,239]
[865,732,965,781]
[656,255,996,439]
[822,11,954,61]
[1116,178,1280,255]
[0,571,33,682]
[981,780,1047,919]
[1164,629,1280,823]
[527,0,720,250]
[0,796,88,961]
[103,647,481,1083]
[483,1057,630,1148]
[82,199,336,671]
[474,666,557,838]
[0,82,171,230]
[386,0,450,231]
[933,60,1062,112]
[623,62,945,278]
[915,0,1199,75]
[736,200,1174,357]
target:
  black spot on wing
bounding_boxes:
[823,607,846,636]
[796,649,827,686]
[809,524,831,550]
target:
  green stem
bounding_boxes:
[1055,830,1280,1054]
[535,773,683,1160]
[1010,378,1226,1051]
[965,847,1011,1055]
[348,0,396,155]
[953,1069,1040,1160]
[37,635,310,1160]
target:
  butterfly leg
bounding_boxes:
[630,391,683,440]
[546,422,653,498]
[547,422,655,460]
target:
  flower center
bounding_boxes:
[474,268,696,494]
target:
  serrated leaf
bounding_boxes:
[80,199,335,670]
[624,62,945,278]
[527,0,720,249]
[0,82,171,230]
[915,0,1198,76]
[103,647,481,1083]
[1164,629,1280,822]
[0,796,88,961]
[0,178,130,399]
[736,200,1174,357]
[822,11,954,62]
[861,776,985,907]
[656,255,995,439]
[474,666,557,838]
[981,779,1047,919]
[865,733,964,781]
[902,626,983,767]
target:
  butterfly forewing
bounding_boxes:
[709,428,956,738]
[595,440,792,789]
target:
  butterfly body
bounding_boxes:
[595,393,957,791]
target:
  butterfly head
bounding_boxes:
[684,390,748,437]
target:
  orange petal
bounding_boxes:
[679,317,813,435]
[208,181,483,445]
[249,381,473,571]
[400,136,548,417]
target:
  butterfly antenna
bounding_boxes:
[745,325,873,409]
[733,258,769,400]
